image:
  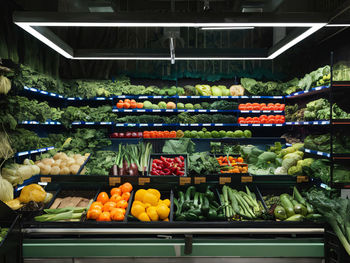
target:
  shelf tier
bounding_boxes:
[285,85,330,99]
[15,146,55,157]
[285,121,330,125]
[286,144,331,158]
[112,108,284,114]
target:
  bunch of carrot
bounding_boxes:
[116,99,143,109]
[216,156,248,174]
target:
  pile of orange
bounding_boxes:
[116,99,143,109]
[87,182,133,222]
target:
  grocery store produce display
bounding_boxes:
[0,227,9,243]
[2,62,350,257]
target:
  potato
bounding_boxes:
[75,157,85,166]
[59,167,70,175]
[42,158,54,166]
[69,164,80,175]
[53,152,63,160]
[36,162,45,169]
[50,166,60,175]
[30,165,40,175]
[59,152,68,161]
[66,157,75,167]
[80,167,86,175]
[52,159,62,167]
[40,165,51,175]
[73,154,83,160]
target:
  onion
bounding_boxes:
[40,165,51,175]
[59,167,70,175]
[59,152,68,160]
[69,164,80,175]
[42,158,54,166]
[52,159,62,167]
[66,157,75,167]
[50,166,60,175]
[75,157,85,166]
[59,161,68,169]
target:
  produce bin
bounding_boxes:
[0,202,21,263]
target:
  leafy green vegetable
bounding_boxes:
[162,138,195,154]
[85,151,118,175]
[189,152,220,175]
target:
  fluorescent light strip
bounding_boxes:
[176,57,269,60]
[15,22,324,27]
[268,24,325,59]
[16,24,73,58]
[73,57,171,60]
[326,24,350,27]
[200,26,254,30]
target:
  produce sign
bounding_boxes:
[238,103,285,111]
[238,115,285,124]
[174,186,225,221]
[216,156,248,174]
[87,183,133,221]
[150,156,185,176]
[131,188,170,221]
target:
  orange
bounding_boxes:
[110,194,122,203]
[110,208,125,221]
[116,200,128,209]
[90,201,103,210]
[103,201,117,212]
[110,187,122,196]
[96,211,111,222]
[87,208,102,220]
[120,182,133,193]
[121,192,130,201]
[97,192,109,205]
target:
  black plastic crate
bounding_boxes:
[148,154,187,177]
[325,228,350,263]
[0,202,22,263]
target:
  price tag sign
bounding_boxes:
[40,177,52,183]
[194,177,206,184]
[297,176,309,183]
[109,177,121,186]
[179,177,191,186]
[241,176,253,183]
[139,177,150,185]
[219,177,231,185]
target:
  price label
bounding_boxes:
[40,177,52,183]
[241,176,253,183]
[179,177,191,186]
[219,177,231,185]
[109,177,121,186]
[297,176,309,183]
[194,177,206,184]
[139,177,150,185]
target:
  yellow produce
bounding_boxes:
[146,206,159,221]
[162,199,171,207]
[142,192,158,206]
[4,198,23,210]
[134,189,147,202]
[138,212,151,222]
[147,189,160,200]
[157,204,170,220]
[163,218,169,222]
[18,184,52,203]
[132,201,145,207]
[131,203,145,218]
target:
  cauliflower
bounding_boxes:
[274,167,287,175]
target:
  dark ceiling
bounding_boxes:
[6,0,350,80]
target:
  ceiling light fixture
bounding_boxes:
[325,24,350,27]
[13,12,326,61]
[200,26,255,30]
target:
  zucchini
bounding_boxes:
[306,213,323,221]
[274,205,287,220]
[293,187,306,206]
[280,194,295,217]
[285,214,305,221]
[306,202,314,214]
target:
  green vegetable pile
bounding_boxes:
[60,105,116,127]
[221,185,264,220]
[303,159,330,183]
[183,129,251,139]
[174,185,225,221]
[306,188,350,255]
[304,133,350,153]
[162,138,195,154]
[85,151,118,175]
[188,152,221,175]
[0,227,9,243]
[34,206,90,222]
[286,99,350,122]
[272,187,321,222]
[241,65,330,95]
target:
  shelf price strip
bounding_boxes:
[15,146,55,157]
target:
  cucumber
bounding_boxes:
[291,200,307,216]
[285,214,305,221]
[274,205,287,220]
[306,202,314,214]
[280,194,295,217]
[306,213,323,221]
[293,187,306,206]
